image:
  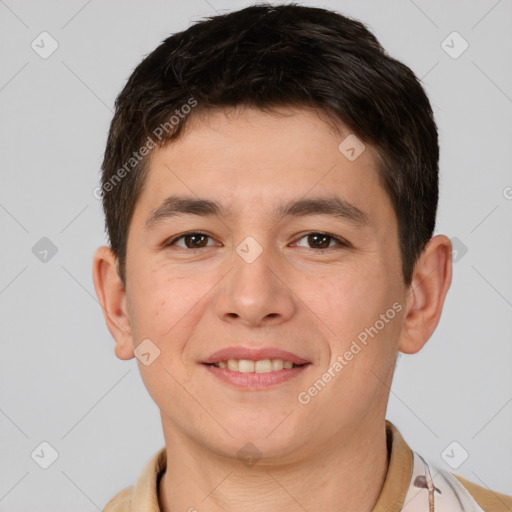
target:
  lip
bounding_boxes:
[202,363,310,390]
[201,346,310,365]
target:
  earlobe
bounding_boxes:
[398,235,453,355]
[92,246,135,360]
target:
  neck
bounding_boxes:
[158,419,390,512]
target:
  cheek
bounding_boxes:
[306,277,402,423]
[315,262,402,365]
[128,270,202,401]
[309,263,391,331]
[128,264,194,343]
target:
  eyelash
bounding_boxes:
[164,231,350,251]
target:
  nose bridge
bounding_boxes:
[214,237,296,326]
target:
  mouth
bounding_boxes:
[203,359,306,372]
[200,347,311,390]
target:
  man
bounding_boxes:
[92,4,512,511]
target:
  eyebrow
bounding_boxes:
[144,194,369,230]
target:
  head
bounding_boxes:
[93,4,451,461]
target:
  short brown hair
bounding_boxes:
[100,3,439,286]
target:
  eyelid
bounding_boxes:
[292,231,350,249]
[164,230,350,250]
[164,231,220,248]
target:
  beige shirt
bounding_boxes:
[103,421,512,511]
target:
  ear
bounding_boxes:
[399,235,453,354]
[92,246,135,360]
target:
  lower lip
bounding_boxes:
[202,363,310,390]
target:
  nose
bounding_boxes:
[213,244,297,328]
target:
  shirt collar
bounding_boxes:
[373,420,414,511]
[129,420,413,512]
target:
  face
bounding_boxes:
[121,107,408,462]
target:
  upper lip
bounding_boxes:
[202,346,310,365]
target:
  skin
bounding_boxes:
[93,106,452,512]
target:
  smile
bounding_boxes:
[207,358,303,373]
[202,361,311,390]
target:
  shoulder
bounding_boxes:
[454,474,512,512]
[101,446,166,511]
[102,485,134,512]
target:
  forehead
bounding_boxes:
[134,106,393,227]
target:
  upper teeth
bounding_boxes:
[214,359,295,373]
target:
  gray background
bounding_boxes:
[1,0,511,510]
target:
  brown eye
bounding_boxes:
[166,232,215,249]
[294,232,345,250]
[183,234,209,248]
[307,233,331,249]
